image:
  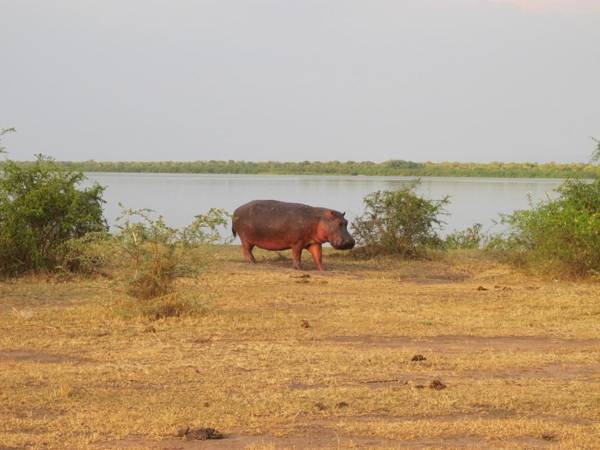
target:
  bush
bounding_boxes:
[0,154,106,275]
[57,231,114,276]
[445,223,485,249]
[115,207,229,300]
[116,208,183,299]
[179,208,230,246]
[351,183,449,258]
[491,178,600,277]
[489,142,600,277]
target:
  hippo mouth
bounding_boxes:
[331,239,355,250]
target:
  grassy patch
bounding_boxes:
[1,246,599,448]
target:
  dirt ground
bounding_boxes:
[1,247,600,449]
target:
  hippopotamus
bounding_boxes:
[232,200,355,271]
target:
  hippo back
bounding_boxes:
[233,200,320,239]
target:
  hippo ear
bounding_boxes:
[342,212,346,217]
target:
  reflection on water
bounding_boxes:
[85,173,562,236]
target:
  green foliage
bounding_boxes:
[0,154,106,275]
[115,206,229,299]
[57,231,113,276]
[116,208,183,299]
[490,179,600,277]
[179,208,231,246]
[445,223,485,250]
[592,137,600,164]
[351,183,449,258]
[0,127,15,154]
[44,159,598,179]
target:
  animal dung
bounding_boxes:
[429,380,447,390]
[176,426,223,440]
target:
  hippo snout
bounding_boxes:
[333,238,355,250]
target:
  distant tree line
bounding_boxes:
[10,159,595,179]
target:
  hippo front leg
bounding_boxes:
[307,244,324,271]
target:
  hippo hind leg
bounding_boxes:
[241,240,256,263]
[291,242,304,270]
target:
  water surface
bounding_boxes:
[85,173,562,236]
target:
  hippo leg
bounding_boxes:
[242,241,256,263]
[291,243,303,270]
[307,244,324,271]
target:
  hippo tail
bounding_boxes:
[231,221,237,238]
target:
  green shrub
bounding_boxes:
[445,223,485,249]
[115,207,229,300]
[116,208,182,299]
[490,178,600,277]
[179,208,230,246]
[0,154,106,275]
[351,183,449,258]
[57,231,114,276]
[488,142,600,277]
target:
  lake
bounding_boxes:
[85,173,562,236]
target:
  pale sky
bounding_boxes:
[1,0,599,163]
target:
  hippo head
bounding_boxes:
[321,210,355,250]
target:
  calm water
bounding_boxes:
[85,173,562,236]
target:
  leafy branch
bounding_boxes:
[0,127,16,154]
[592,137,600,164]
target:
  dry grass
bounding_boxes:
[1,247,600,449]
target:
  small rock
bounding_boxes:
[541,433,556,441]
[411,354,426,362]
[143,325,156,333]
[415,384,425,389]
[290,274,310,279]
[300,319,310,328]
[335,401,349,409]
[429,380,447,390]
[96,331,110,337]
[476,286,488,291]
